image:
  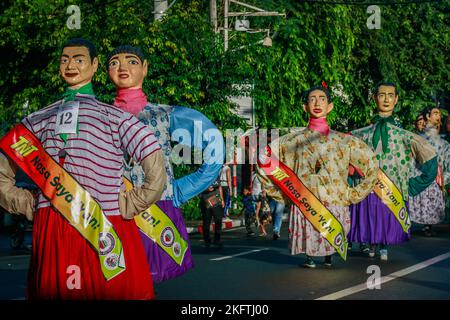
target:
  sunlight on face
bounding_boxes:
[374,85,398,116]
[108,53,147,89]
[304,90,333,119]
[60,46,97,88]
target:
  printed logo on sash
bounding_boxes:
[104,253,119,270]
[99,232,116,256]
[173,242,182,257]
[161,227,175,247]
[10,135,38,160]
[55,101,79,135]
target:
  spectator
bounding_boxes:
[251,171,263,222]
[219,163,232,218]
[242,185,256,236]
[10,169,37,251]
[258,190,272,237]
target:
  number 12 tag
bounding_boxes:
[55,101,79,135]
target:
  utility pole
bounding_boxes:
[210,0,218,33]
[154,0,168,21]
[224,0,229,51]
[218,1,285,201]
[220,0,285,52]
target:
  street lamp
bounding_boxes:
[262,30,272,47]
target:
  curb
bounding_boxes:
[186,213,288,234]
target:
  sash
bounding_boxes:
[373,169,411,233]
[123,178,188,266]
[258,146,348,260]
[0,124,126,280]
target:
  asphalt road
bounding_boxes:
[153,223,450,300]
[1,222,449,301]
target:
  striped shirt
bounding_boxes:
[23,93,161,216]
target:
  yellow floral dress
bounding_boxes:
[259,129,378,257]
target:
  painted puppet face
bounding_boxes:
[374,85,398,116]
[415,115,425,131]
[303,89,334,119]
[427,108,442,128]
[108,53,148,89]
[60,46,98,89]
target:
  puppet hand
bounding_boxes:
[24,190,38,221]
[119,191,137,220]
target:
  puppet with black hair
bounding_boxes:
[348,82,438,260]
[107,45,224,282]
[257,84,378,268]
[0,38,166,299]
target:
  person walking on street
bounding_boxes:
[200,181,225,249]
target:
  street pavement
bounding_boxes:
[1,220,449,300]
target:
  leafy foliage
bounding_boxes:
[1,0,448,219]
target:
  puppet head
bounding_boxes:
[59,38,98,89]
[107,45,148,89]
[423,106,442,129]
[373,82,398,117]
[446,114,450,133]
[414,114,425,132]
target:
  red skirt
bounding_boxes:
[27,207,154,300]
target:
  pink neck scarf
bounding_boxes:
[308,117,330,136]
[114,88,147,115]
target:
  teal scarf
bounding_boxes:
[60,83,94,143]
[372,115,396,153]
[63,82,95,102]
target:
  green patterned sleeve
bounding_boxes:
[408,156,438,197]
[408,134,438,196]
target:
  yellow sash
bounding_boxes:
[258,146,348,260]
[0,124,126,280]
[123,178,188,266]
[374,170,411,233]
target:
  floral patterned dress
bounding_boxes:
[121,102,223,282]
[126,104,175,200]
[260,129,378,257]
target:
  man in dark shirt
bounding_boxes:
[200,181,224,248]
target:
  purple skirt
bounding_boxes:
[348,193,410,245]
[139,200,194,283]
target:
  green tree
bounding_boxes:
[1,0,448,220]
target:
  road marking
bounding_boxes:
[210,248,270,261]
[316,251,450,300]
[223,226,246,232]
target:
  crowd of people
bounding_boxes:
[0,37,448,299]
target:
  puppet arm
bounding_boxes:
[119,150,166,219]
[0,152,36,221]
[171,106,224,207]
